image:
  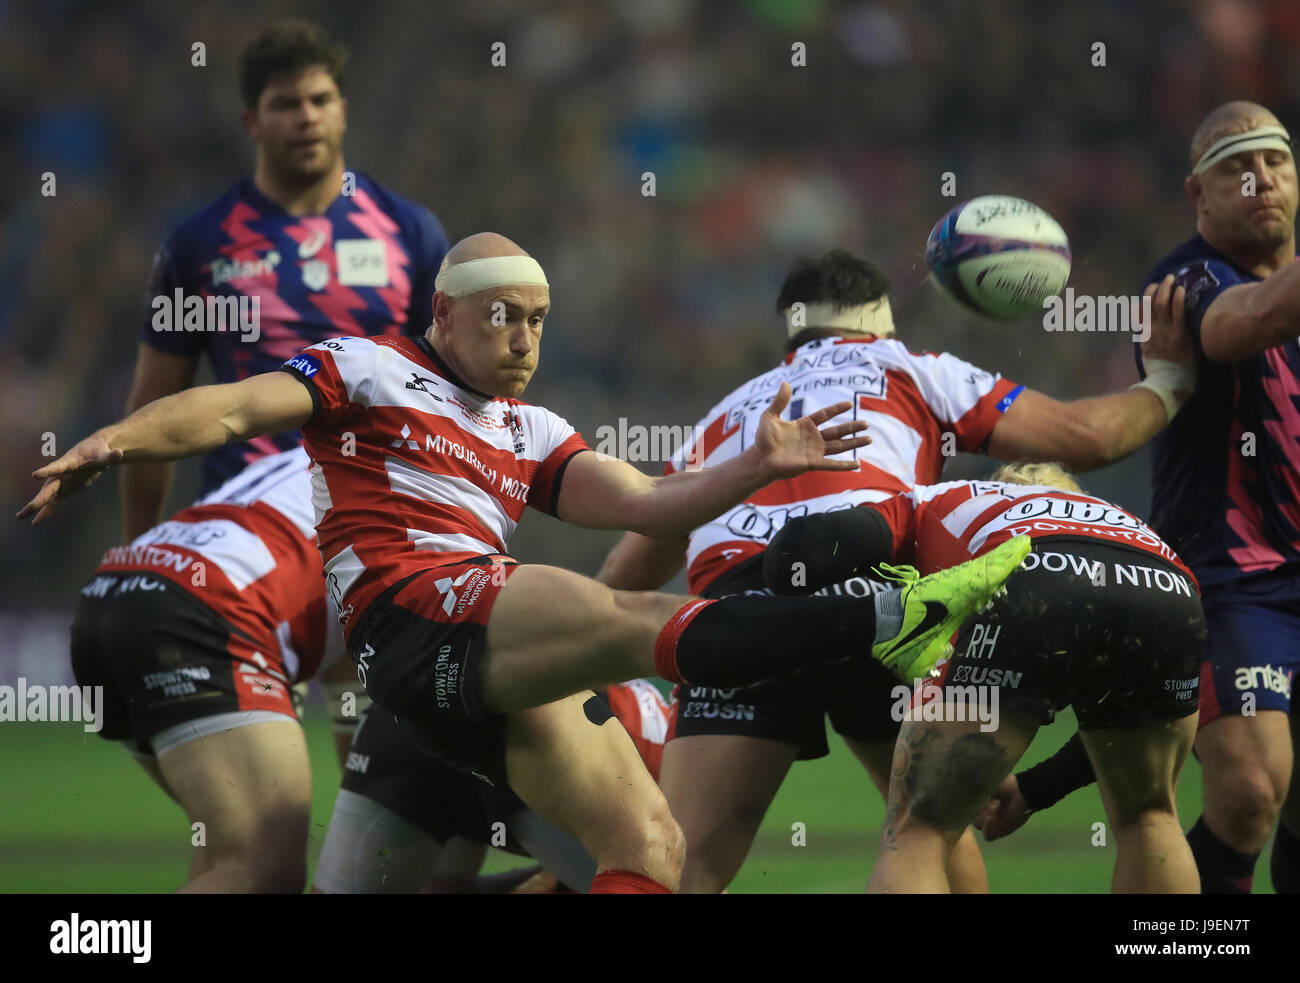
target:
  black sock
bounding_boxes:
[1186,816,1258,894]
[1271,820,1300,894]
[673,591,874,688]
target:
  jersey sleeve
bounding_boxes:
[278,336,377,427]
[140,236,206,357]
[908,350,1023,452]
[403,206,450,337]
[526,410,591,517]
[1139,256,1246,364]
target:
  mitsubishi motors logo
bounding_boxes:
[434,568,482,616]
[392,424,419,450]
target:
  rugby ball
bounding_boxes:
[925,195,1072,319]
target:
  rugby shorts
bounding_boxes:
[936,537,1205,730]
[70,573,297,756]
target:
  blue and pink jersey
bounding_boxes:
[1140,235,1300,600]
[142,172,448,491]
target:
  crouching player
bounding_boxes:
[70,447,343,892]
[314,679,670,893]
[766,462,1207,893]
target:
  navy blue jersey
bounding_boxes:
[1139,234,1300,600]
[141,172,448,491]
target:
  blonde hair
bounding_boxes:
[989,461,1083,493]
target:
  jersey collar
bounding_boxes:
[415,336,496,402]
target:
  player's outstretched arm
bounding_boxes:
[19,372,313,525]
[986,275,1194,470]
[1198,258,1300,362]
[556,383,869,538]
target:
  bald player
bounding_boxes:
[1139,100,1300,893]
[21,232,1032,894]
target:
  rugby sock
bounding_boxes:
[1186,816,1258,894]
[589,870,672,894]
[872,588,904,645]
[654,592,875,686]
[1270,820,1300,894]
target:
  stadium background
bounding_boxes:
[2,0,1291,891]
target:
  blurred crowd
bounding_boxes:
[4,0,1300,605]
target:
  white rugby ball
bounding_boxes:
[925,195,1072,319]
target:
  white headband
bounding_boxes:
[783,298,895,338]
[434,256,549,297]
[1193,124,1292,174]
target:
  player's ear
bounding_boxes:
[339,96,348,133]
[1183,173,1201,209]
[241,106,258,141]
[431,290,453,331]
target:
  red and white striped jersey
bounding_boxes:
[872,479,1198,588]
[91,447,343,681]
[604,679,671,782]
[281,335,588,640]
[667,335,1023,593]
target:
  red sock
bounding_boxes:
[589,869,673,894]
[653,599,717,683]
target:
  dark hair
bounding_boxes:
[776,249,892,351]
[239,20,348,109]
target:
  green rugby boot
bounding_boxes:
[870,535,1031,681]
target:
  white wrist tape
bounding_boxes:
[1132,358,1196,423]
[434,256,548,297]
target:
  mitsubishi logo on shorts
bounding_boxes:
[392,424,420,450]
[434,568,482,616]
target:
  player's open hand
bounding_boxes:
[1139,274,1195,381]
[749,382,869,481]
[17,433,123,526]
[974,773,1032,842]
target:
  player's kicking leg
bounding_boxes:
[478,535,1032,713]
[1080,718,1199,893]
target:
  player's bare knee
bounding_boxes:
[643,808,686,867]
[1213,771,1285,837]
[615,807,684,875]
[1108,786,1178,832]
